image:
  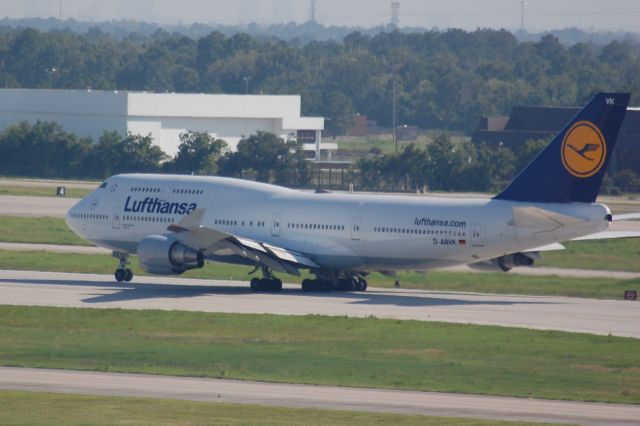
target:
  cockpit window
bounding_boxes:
[99,181,108,189]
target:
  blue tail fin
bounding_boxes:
[494,93,630,203]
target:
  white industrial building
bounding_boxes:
[0,89,334,157]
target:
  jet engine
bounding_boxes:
[137,235,204,275]
[468,252,535,272]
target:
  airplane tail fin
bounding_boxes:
[494,93,630,203]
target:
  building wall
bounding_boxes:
[0,89,324,156]
[0,89,128,141]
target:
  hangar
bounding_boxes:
[0,89,328,157]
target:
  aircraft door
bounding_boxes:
[351,217,362,240]
[471,223,483,246]
[112,208,121,230]
[271,214,281,237]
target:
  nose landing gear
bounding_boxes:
[113,251,133,282]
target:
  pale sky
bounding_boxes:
[2,0,640,32]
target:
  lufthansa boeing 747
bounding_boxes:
[66,93,640,292]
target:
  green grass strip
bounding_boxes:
[1,306,639,405]
[0,390,552,426]
[538,238,640,271]
[0,217,90,246]
[0,249,638,299]
[1,249,639,299]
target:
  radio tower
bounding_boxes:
[309,0,317,23]
[391,2,400,28]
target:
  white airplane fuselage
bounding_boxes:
[66,173,610,272]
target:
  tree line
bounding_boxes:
[2,120,638,194]
[1,27,639,136]
[0,121,312,187]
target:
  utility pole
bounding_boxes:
[309,0,317,23]
[520,1,526,32]
[391,2,399,29]
[392,77,398,153]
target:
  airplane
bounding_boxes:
[65,92,640,292]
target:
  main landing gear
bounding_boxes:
[113,251,133,283]
[301,272,367,293]
[249,267,283,292]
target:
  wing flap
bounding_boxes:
[168,209,318,274]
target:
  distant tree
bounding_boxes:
[0,120,90,178]
[514,138,549,171]
[85,131,167,178]
[217,131,309,186]
[166,131,227,175]
[321,91,356,138]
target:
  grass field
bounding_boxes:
[0,249,638,298]
[0,390,552,426]
[0,217,90,246]
[336,134,471,155]
[1,306,639,404]
[538,238,640,271]
[0,185,91,198]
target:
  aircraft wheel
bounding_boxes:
[250,277,261,292]
[301,278,312,292]
[124,269,133,282]
[320,279,332,292]
[359,278,368,292]
[272,278,283,292]
[114,269,126,282]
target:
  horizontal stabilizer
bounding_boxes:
[512,206,587,230]
[524,243,566,252]
[573,231,640,241]
[612,213,640,221]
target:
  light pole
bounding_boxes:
[243,76,251,94]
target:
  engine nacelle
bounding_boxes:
[137,235,204,275]
[469,253,535,272]
[497,253,534,271]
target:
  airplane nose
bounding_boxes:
[65,200,81,231]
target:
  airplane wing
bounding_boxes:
[166,208,319,276]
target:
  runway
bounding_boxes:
[0,178,99,189]
[1,367,638,425]
[1,269,639,338]
[0,195,78,217]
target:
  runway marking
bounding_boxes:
[1,367,639,425]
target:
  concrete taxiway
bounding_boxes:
[1,367,639,425]
[0,195,78,217]
[1,269,639,338]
